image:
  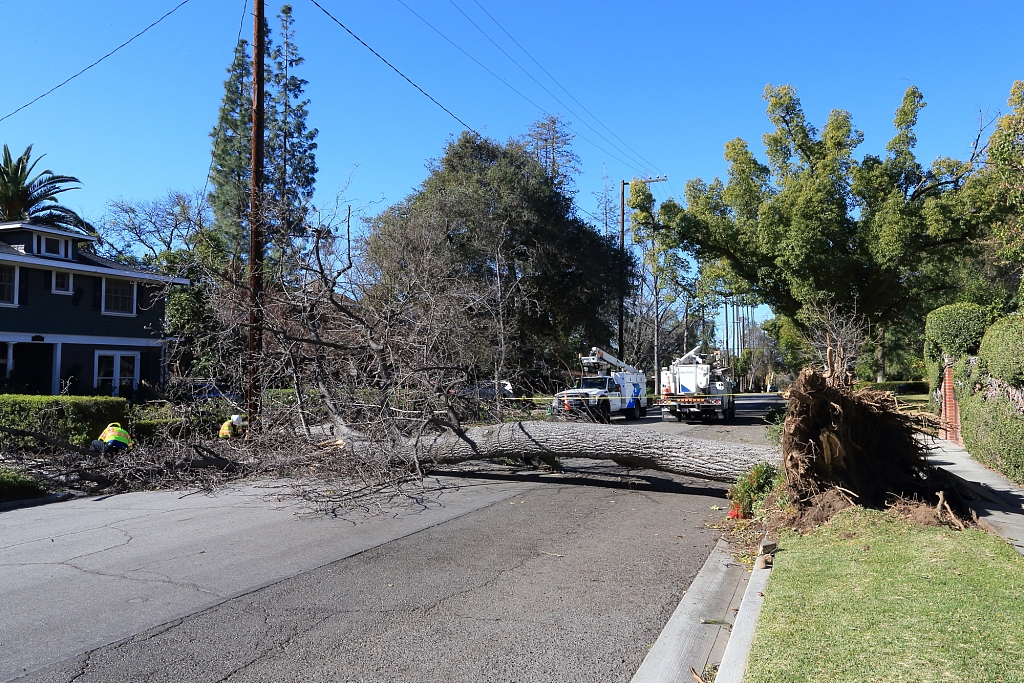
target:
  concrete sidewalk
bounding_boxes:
[925,436,1024,556]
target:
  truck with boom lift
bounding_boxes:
[658,345,736,422]
[551,347,649,422]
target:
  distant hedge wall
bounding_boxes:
[858,381,930,395]
[0,395,128,448]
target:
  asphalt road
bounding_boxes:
[3,394,781,683]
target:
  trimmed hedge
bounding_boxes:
[957,312,1024,485]
[0,395,127,448]
[924,303,991,360]
[978,314,1024,386]
[0,466,47,503]
[960,392,1024,485]
[858,381,930,395]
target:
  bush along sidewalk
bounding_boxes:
[744,507,1024,683]
[0,466,47,503]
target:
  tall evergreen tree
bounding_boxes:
[208,5,317,259]
[523,114,580,193]
[266,5,318,238]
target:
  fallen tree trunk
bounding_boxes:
[400,421,779,483]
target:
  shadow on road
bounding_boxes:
[424,467,730,499]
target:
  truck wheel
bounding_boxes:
[600,401,611,423]
[627,404,640,420]
[639,405,648,418]
[728,403,736,419]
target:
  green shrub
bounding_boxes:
[0,395,128,448]
[728,462,781,519]
[977,314,1024,386]
[0,466,47,503]
[132,418,190,444]
[960,392,1024,485]
[924,303,990,361]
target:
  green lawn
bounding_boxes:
[745,508,1024,683]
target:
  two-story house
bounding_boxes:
[0,221,189,395]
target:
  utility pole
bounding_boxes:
[617,175,667,360]
[247,0,265,432]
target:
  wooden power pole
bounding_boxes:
[247,0,265,430]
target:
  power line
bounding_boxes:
[393,0,647,176]
[470,0,665,177]
[446,0,655,176]
[0,0,195,124]
[308,0,479,136]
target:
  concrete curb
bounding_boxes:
[630,539,748,682]
[714,565,771,682]
[0,491,74,513]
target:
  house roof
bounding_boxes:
[0,221,98,242]
[0,240,189,285]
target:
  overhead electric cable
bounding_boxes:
[446,0,654,175]
[309,0,479,135]
[0,0,195,124]
[393,0,647,175]
[470,0,665,176]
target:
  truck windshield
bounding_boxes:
[578,378,610,390]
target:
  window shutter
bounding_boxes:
[92,277,102,311]
[18,269,27,305]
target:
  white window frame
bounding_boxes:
[93,350,141,395]
[51,270,73,295]
[33,233,71,260]
[0,264,19,307]
[101,278,137,316]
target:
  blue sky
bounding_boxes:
[2,0,1022,329]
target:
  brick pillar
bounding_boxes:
[939,364,962,445]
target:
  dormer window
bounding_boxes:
[33,233,72,259]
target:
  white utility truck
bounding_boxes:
[659,346,735,421]
[552,347,649,422]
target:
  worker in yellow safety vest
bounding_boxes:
[219,414,244,439]
[95,422,133,452]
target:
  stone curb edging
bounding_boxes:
[630,539,748,682]
[714,563,772,682]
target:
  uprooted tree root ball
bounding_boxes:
[781,368,966,529]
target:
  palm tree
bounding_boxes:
[0,144,92,233]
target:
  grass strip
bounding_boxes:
[745,507,1024,682]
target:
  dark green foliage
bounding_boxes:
[960,392,1024,485]
[367,132,634,366]
[0,466,47,503]
[924,302,990,361]
[977,314,1024,386]
[209,5,318,258]
[0,395,127,447]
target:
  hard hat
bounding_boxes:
[108,422,121,428]
[231,415,242,425]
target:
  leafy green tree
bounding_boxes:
[987,80,1024,277]
[659,85,986,380]
[0,144,91,232]
[367,132,634,368]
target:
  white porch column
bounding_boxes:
[51,343,62,395]
[5,342,13,378]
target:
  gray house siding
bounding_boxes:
[0,268,165,339]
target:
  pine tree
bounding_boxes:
[523,114,580,193]
[266,4,318,239]
[208,6,317,258]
